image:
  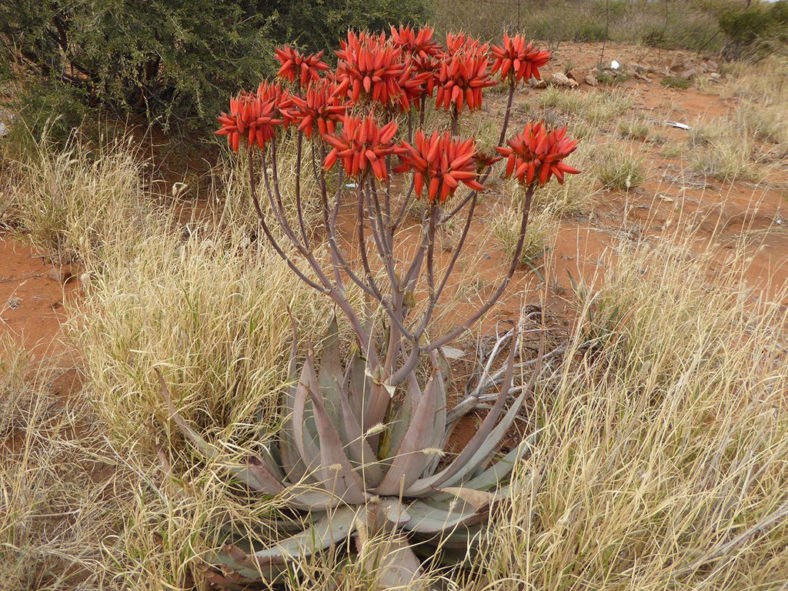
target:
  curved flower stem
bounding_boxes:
[450,104,459,136]
[259,147,378,368]
[357,181,414,342]
[411,204,439,341]
[424,182,536,354]
[497,76,517,148]
[433,192,477,303]
[294,132,310,249]
[246,148,325,293]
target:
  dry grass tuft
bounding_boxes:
[475,230,788,590]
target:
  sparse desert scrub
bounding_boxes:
[70,223,337,455]
[473,232,788,590]
[688,118,763,183]
[0,125,156,267]
[525,87,634,130]
[491,199,556,267]
[595,145,645,190]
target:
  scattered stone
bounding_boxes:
[551,72,578,88]
[584,74,598,87]
[0,122,7,137]
[46,266,76,283]
[7,296,22,309]
[709,72,722,82]
[681,68,697,80]
[530,77,547,89]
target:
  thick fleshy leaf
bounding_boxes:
[375,370,446,496]
[156,369,215,457]
[217,507,356,576]
[458,430,540,493]
[400,497,488,535]
[377,374,420,463]
[317,317,344,423]
[337,384,385,486]
[291,352,322,476]
[346,351,369,422]
[306,377,367,504]
[357,536,429,590]
[405,388,527,496]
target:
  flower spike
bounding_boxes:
[395,131,485,202]
[323,114,403,181]
[497,122,580,186]
[275,46,330,87]
[490,34,550,83]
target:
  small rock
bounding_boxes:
[530,78,547,89]
[681,68,697,80]
[709,72,721,82]
[706,60,718,72]
[0,122,7,137]
[633,71,651,82]
[551,72,578,88]
[584,74,598,87]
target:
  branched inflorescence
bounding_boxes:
[189,27,580,589]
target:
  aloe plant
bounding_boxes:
[169,26,579,589]
[159,319,540,588]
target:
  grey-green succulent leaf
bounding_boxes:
[375,370,446,496]
[215,507,357,579]
[307,377,368,504]
[404,387,528,497]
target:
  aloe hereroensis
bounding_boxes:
[191,28,578,588]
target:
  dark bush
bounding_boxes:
[718,1,788,60]
[0,0,429,136]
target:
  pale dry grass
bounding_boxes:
[474,230,788,590]
[0,124,155,267]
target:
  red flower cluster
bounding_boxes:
[215,91,284,151]
[323,114,401,181]
[289,79,349,138]
[497,122,580,186]
[435,40,497,114]
[335,31,419,110]
[390,25,442,61]
[490,34,550,83]
[395,131,484,202]
[275,46,329,88]
[390,25,444,106]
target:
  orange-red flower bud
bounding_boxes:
[497,122,580,186]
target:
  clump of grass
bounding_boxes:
[533,87,634,128]
[476,231,788,590]
[660,142,684,158]
[0,123,155,266]
[533,143,598,218]
[490,199,555,268]
[618,118,650,141]
[596,146,645,190]
[689,119,762,183]
[661,75,693,90]
[70,223,338,455]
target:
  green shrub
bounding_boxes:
[661,76,692,90]
[0,0,428,136]
[574,23,608,42]
[718,1,788,60]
